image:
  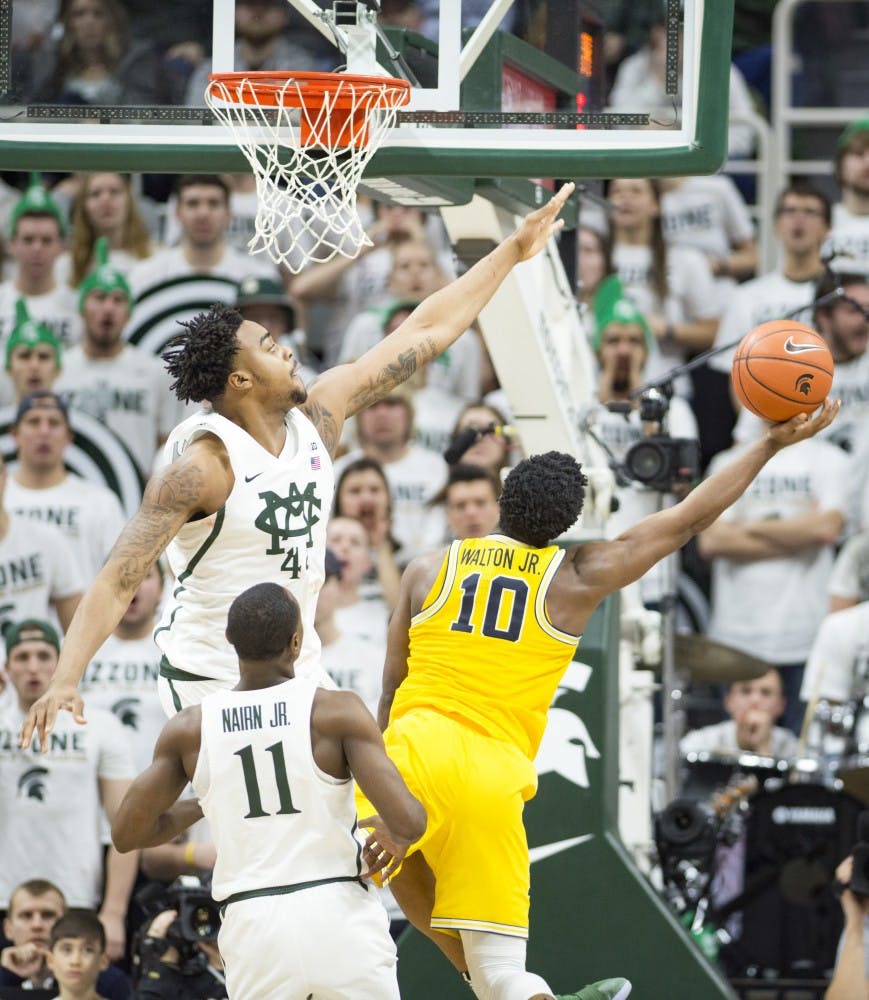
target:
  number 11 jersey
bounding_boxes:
[193,677,362,903]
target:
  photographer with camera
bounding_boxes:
[589,276,700,606]
[132,883,226,1000]
[828,847,869,999]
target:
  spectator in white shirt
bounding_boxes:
[6,392,126,583]
[55,238,178,478]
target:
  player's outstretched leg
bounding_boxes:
[556,978,632,1000]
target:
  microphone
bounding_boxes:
[444,425,514,465]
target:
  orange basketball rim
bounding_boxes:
[206,71,412,149]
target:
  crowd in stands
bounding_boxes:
[0,0,868,996]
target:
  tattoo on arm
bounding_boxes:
[300,399,340,455]
[109,462,207,595]
[346,341,438,416]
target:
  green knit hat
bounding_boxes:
[77,237,132,311]
[5,298,62,371]
[9,172,66,237]
[838,117,869,150]
[590,275,653,351]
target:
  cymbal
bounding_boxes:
[675,633,772,684]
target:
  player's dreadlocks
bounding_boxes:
[498,451,587,548]
[161,303,245,404]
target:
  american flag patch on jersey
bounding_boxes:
[310,455,321,470]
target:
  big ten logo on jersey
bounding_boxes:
[254,482,322,580]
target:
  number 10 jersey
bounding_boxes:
[392,534,581,761]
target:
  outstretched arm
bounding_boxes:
[576,400,840,597]
[303,184,574,452]
[112,709,202,853]
[19,440,232,750]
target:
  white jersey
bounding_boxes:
[55,344,180,478]
[193,678,362,903]
[707,271,817,374]
[128,244,277,300]
[54,247,145,290]
[0,280,82,348]
[612,242,721,389]
[0,702,134,907]
[828,533,869,602]
[156,409,334,683]
[824,203,869,271]
[706,438,851,662]
[0,282,83,407]
[661,176,755,261]
[80,633,165,773]
[5,473,126,584]
[800,602,869,704]
[320,633,385,718]
[0,514,83,642]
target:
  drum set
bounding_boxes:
[653,635,869,982]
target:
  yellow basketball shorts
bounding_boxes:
[357,709,538,939]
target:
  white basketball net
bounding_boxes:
[205,74,410,274]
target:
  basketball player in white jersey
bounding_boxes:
[20,183,576,748]
[111,583,426,1000]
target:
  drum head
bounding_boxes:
[724,783,863,978]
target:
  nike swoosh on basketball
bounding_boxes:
[244,472,264,483]
[783,336,824,354]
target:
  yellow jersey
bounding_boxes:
[390,534,581,759]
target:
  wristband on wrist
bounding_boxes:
[184,841,197,867]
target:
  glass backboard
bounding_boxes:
[0,0,733,194]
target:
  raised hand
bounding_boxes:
[1,942,46,979]
[767,397,840,449]
[513,182,575,262]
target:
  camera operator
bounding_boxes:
[589,276,699,605]
[133,900,226,1000]
[827,854,869,1000]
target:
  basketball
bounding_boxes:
[730,320,834,423]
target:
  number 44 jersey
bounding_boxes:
[392,534,581,761]
[156,409,334,684]
[194,676,362,903]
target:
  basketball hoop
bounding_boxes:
[205,71,412,273]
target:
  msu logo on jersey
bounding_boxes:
[254,482,322,580]
[17,766,49,801]
[111,697,141,730]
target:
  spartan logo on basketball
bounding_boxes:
[254,483,322,580]
[18,766,49,801]
[795,373,815,396]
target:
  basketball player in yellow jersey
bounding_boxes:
[360,399,841,1000]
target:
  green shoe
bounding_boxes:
[557,978,632,1000]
